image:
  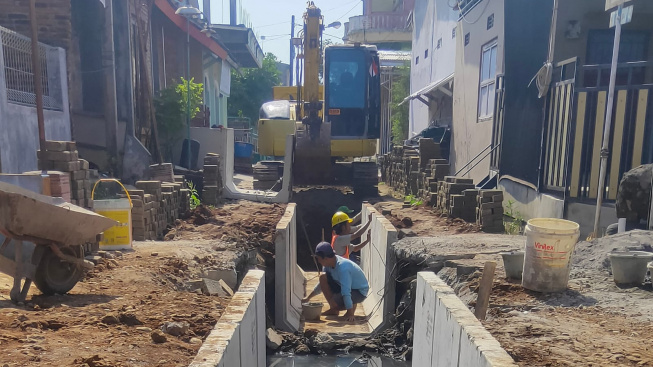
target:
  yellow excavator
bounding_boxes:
[257,2,381,194]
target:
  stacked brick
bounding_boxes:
[450,189,479,222]
[135,181,164,240]
[127,189,147,241]
[202,154,223,206]
[36,140,97,209]
[252,161,283,191]
[150,163,174,183]
[24,170,71,202]
[476,190,505,233]
[419,159,449,205]
[436,177,476,214]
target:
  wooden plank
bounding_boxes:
[474,261,496,321]
[631,89,649,168]
[608,90,628,200]
[589,91,607,199]
[546,86,559,187]
[558,84,573,188]
[570,92,587,198]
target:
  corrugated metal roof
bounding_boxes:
[378,50,411,67]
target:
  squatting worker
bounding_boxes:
[303,242,369,322]
[331,211,372,259]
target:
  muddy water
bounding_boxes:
[267,353,410,366]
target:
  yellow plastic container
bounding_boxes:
[92,179,133,250]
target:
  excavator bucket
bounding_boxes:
[293,122,333,185]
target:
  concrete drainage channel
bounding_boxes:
[189,200,518,366]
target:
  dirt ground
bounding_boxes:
[403,229,653,366]
[0,240,241,367]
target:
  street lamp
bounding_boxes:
[326,21,342,29]
[176,4,201,169]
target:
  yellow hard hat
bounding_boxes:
[332,211,353,227]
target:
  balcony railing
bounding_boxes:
[347,13,410,34]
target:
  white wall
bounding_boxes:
[409,0,458,136]
[190,270,266,367]
[0,47,71,173]
[451,0,505,183]
[274,203,305,332]
[360,203,398,331]
[413,272,517,367]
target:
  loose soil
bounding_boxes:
[165,201,287,253]
[0,240,236,367]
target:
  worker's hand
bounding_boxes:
[302,297,310,304]
[344,309,356,322]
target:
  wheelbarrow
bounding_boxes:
[0,182,117,303]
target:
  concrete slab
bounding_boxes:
[413,272,517,367]
[301,271,372,339]
[360,203,398,331]
[190,270,266,367]
[274,204,305,332]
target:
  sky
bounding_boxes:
[207,0,364,65]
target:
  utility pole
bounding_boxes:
[28,0,46,155]
[593,2,625,237]
[290,15,295,86]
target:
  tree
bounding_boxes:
[391,67,410,144]
[153,77,204,161]
[228,53,281,128]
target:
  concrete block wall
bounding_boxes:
[413,272,517,367]
[274,203,305,332]
[190,270,266,367]
[360,203,398,331]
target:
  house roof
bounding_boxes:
[400,73,454,105]
[378,50,411,67]
[154,0,228,60]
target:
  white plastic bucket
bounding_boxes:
[522,218,580,292]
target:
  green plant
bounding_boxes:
[504,200,524,235]
[154,78,204,161]
[405,194,423,207]
[391,66,410,145]
[186,180,201,210]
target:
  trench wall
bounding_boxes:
[360,203,397,331]
[274,203,305,331]
[189,270,266,367]
[413,272,518,367]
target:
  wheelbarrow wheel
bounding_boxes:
[34,246,83,296]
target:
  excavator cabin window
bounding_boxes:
[325,47,380,139]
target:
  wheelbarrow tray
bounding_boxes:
[0,182,117,245]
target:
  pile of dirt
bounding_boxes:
[165,202,287,253]
[374,202,481,237]
[573,230,653,272]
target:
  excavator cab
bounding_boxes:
[324,44,381,156]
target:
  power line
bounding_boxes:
[335,0,362,22]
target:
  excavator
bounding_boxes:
[256,2,381,194]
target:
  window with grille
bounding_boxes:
[478,40,497,120]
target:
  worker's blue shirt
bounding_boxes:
[316,256,369,310]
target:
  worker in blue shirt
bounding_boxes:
[302,242,369,322]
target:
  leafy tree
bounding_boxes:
[391,66,410,144]
[154,77,204,160]
[228,53,282,128]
